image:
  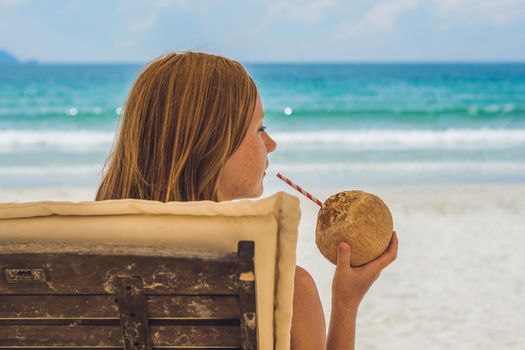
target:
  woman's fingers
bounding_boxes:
[363,231,398,272]
[336,231,398,273]
[336,242,351,269]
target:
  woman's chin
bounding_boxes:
[253,184,264,198]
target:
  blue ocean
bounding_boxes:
[1,63,524,191]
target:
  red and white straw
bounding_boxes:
[276,172,324,208]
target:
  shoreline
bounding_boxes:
[2,181,525,201]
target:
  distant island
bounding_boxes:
[0,50,39,65]
[0,50,20,64]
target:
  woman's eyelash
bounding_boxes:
[258,126,267,132]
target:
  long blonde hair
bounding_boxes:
[96,52,257,202]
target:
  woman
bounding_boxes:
[97,52,398,349]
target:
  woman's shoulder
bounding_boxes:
[295,265,318,291]
[291,265,327,348]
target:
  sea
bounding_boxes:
[1,63,524,191]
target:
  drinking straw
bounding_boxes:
[276,172,325,208]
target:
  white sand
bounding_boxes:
[0,187,97,202]
[290,183,525,350]
[1,184,525,349]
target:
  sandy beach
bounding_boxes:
[292,183,525,350]
[2,183,524,349]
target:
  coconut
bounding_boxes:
[316,190,393,266]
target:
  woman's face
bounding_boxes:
[219,95,277,200]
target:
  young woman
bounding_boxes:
[97,52,398,349]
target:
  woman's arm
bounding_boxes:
[327,302,358,350]
[327,232,398,350]
[290,232,398,350]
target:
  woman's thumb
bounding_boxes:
[336,241,351,268]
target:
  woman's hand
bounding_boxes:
[332,231,398,308]
[327,231,398,350]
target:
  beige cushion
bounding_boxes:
[0,191,301,350]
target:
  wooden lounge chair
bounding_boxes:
[0,240,257,349]
[0,192,301,350]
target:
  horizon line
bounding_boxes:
[4,59,525,65]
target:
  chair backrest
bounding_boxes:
[0,240,257,350]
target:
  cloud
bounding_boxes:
[123,0,202,35]
[129,12,159,34]
[153,0,192,9]
[1,0,28,7]
[336,0,420,38]
[0,0,29,33]
[434,0,525,25]
[264,0,336,25]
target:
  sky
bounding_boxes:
[0,0,524,63]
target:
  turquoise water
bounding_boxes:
[1,63,525,189]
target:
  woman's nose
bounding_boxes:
[265,133,277,153]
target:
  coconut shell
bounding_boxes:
[316,190,393,266]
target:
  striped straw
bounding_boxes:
[276,172,325,208]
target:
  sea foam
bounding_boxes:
[273,129,525,150]
[1,128,525,152]
[0,130,115,153]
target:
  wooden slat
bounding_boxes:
[0,295,240,319]
[152,325,241,346]
[0,347,240,350]
[236,242,257,350]
[0,325,119,346]
[0,325,241,346]
[113,276,152,350]
[0,295,118,318]
[0,319,240,327]
[0,347,124,350]
[0,254,237,295]
[147,295,240,319]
